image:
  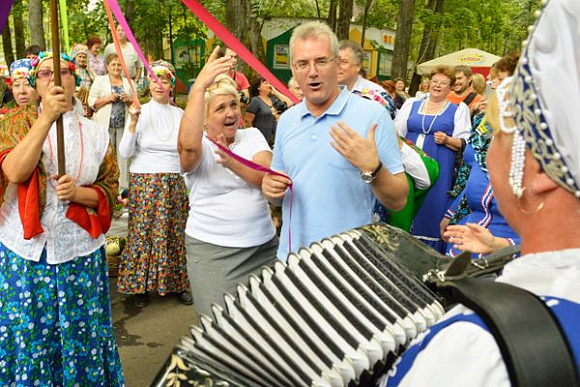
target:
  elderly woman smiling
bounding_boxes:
[0,52,123,385]
[116,60,191,308]
[178,47,278,319]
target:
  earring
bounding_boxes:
[516,186,545,215]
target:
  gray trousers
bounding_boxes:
[109,126,129,190]
[185,235,279,319]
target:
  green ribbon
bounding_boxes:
[58,0,69,52]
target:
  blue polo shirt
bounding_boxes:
[272,87,403,259]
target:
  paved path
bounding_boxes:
[107,214,197,386]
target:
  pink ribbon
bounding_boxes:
[103,0,173,105]
[180,0,299,105]
[103,0,295,253]
[207,136,293,253]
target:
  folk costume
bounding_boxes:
[116,60,190,299]
[380,1,580,384]
[396,98,471,252]
[0,52,124,386]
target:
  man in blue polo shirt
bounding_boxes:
[262,21,408,260]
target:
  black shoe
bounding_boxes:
[133,293,149,308]
[178,291,193,305]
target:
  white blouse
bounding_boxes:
[0,112,110,264]
[394,97,471,139]
[118,100,184,174]
[184,128,275,248]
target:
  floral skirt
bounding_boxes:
[117,173,189,295]
[0,243,125,386]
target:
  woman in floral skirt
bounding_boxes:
[116,60,191,308]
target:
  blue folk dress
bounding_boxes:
[405,100,459,253]
[446,144,520,258]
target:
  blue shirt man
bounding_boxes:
[262,22,408,259]
[271,87,403,258]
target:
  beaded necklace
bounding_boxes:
[420,99,449,134]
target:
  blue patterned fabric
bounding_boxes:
[0,243,125,386]
[446,157,520,258]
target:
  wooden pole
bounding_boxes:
[50,0,65,177]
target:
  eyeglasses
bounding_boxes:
[431,80,450,86]
[292,57,335,72]
[36,68,73,80]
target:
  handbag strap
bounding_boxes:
[439,278,579,387]
[463,92,478,106]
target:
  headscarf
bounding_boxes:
[507,0,580,198]
[8,59,33,85]
[150,59,176,85]
[70,44,89,60]
[28,51,81,88]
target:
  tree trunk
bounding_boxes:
[225,0,248,47]
[13,0,26,58]
[314,0,321,19]
[27,0,46,50]
[360,0,374,47]
[336,0,354,41]
[327,0,338,32]
[409,0,445,95]
[2,18,15,67]
[168,10,174,65]
[246,1,266,66]
[124,0,135,25]
[391,0,415,80]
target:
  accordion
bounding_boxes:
[151,224,513,387]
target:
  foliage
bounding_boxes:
[1,0,543,71]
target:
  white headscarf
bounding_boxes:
[510,0,580,197]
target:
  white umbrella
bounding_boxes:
[416,48,501,75]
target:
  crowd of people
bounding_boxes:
[0,0,578,384]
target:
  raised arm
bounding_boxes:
[271,87,293,108]
[178,47,233,173]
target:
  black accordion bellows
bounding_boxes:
[152,224,450,387]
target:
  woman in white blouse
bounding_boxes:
[117,60,190,308]
[395,65,471,253]
[0,52,124,385]
[88,53,133,189]
[178,47,278,318]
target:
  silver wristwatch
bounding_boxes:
[360,161,383,184]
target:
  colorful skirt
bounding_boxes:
[0,243,125,386]
[117,172,189,295]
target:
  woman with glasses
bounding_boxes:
[116,60,191,308]
[395,65,471,253]
[89,53,134,190]
[178,47,278,319]
[0,52,124,385]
